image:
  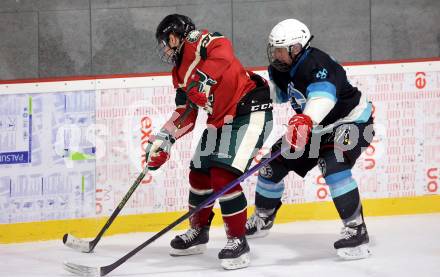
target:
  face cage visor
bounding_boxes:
[267,44,292,72]
[156,39,180,64]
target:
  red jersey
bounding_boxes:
[171,29,256,128]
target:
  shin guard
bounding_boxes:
[188,170,215,228]
[210,167,247,238]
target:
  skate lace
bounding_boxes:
[246,213,266,230]
[340,226,357,240]
[180,228,200,243]
[224,238,241,250]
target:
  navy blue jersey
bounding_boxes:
[270,47,372,128]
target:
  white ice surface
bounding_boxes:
[1,213,439,277]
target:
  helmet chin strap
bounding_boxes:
[175,40,184,53]
[171,41,184,65]
[289,35,314,65]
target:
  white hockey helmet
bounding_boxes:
[267,19,312,71]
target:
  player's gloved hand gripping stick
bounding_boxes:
[62,103,197,253]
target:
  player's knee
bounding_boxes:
[323,169,358,199]
[254,162,286,208]
[189,169,211,190]
[210,167,242,193]
[320,151,359,200]
[188,170,214,209]
[209,167,247,219]
[219,191,247,217]
[322,164,362,222]
[255,175,285,198]
[255,176,285,208]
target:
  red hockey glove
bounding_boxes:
[285,114,313,149]
[186,69,217,107]
[146,130,175,170]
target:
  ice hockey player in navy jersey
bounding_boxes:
[245,18,374,260]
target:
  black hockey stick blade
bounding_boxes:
[63,146,288,276]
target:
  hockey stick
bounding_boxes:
[63,103,197,253]
[63,145,288,276]
[62,167,149,253]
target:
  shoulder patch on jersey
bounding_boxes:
[199,32,224,60]
[313,67,329,80]
[186,30,201,43]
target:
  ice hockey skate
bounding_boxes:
[218,236,250,270]
[245,202,282,238]
[169,213,214,256]
[334,222,371,260]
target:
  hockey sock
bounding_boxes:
[210,167,247,238]
[255,175,284,210]
[188,170,215,228]
[325,169,363,225]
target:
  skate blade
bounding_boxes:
[337,244,371,260]
[221,252,250,270]
[246,229,269,239]
[169,244,207,256]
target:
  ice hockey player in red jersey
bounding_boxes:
[147,14,273,269]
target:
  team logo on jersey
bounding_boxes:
[314,67,328,79]
[259,164,273,178]
[186,30,201,43]
[287,82,306,111]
